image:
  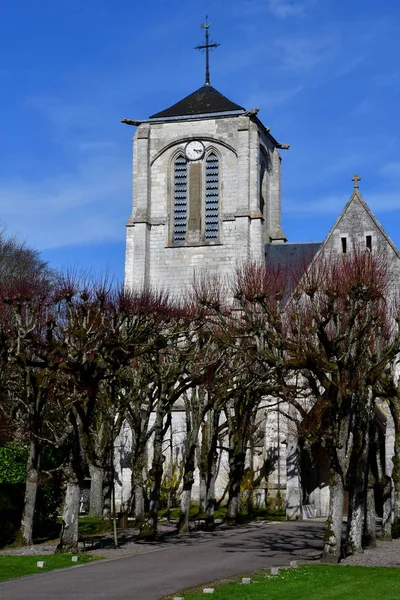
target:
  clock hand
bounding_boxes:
[194,148,202,153]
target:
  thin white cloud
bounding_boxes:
[284,195,348,215]
[285,192,400,217]
[349,98,373,118]
[0,157,130,250]
[0,94,133,252]
[267,0,310,18]
[26,96,107,133]
[364,193,400,212]
[381,162,400,177]
[374,71,400,87]
[245,84,305,110]
[232,0,314,18]
[275,34,339,74]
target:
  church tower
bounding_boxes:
[123,21,288,294]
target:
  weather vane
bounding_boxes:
[195,16,220,86]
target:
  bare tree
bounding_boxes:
[0,275,60,546]
[286,249,393,562]
[53,280,174,552]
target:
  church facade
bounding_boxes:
[121,51,400,518]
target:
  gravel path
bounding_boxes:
[0,522,235,559]
[2,521,400,567]
[340,538,400,567]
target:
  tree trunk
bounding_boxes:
[346,431,369,553]
[205,409,220,528]
[89,463,104,517]
[322,469,344,563]
[102,449,112,523]
[346,486,363,553]
[198,423,207,513]
[391,421,400,537]
[102,477,111,521]
[226,405,247,525]
[179,488,192,533]
[17,436,41,546]
[131,457,146,526]
[205,456,217,526]
[178,394,202,534]
[178,442,196,534]
[364,478,376,548]
[58,478,81,553]
[382,475,393,539]
[58,415,85,554]
[226,442,245,524]
[140,404,165,539]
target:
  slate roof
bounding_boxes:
[149,84,246,119]
[265,242,322,290]
[265,242,322,272]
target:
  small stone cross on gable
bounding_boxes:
[352,174,361,189]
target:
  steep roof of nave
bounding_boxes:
[265,242,322,273]
[149,84,246,119]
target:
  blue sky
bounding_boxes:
[1,0,400,283]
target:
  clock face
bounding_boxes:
[185,140,205,161]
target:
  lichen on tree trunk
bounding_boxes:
[139,404,166,539]
[382,475,393,539]
[57,479,81,554]
[178,389,205,534]
[364,478,376,547]
[226,440,245,524]
[17,437,41,546]
[89,463,104,518]
[322,469,344,563]
[131,456,146,526]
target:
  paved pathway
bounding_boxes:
[0,521,324,600]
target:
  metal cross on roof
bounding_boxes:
[352,174,361,189]
[195,16,220,86]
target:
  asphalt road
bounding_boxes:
[0,521,324,600]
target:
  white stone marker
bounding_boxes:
[36,561,46,568]
[203,589,215,594]
[242,577,251,584]
[271,567,280,575]
[173,597,184,600]
[71,556,80,562]
[290,560,298,568]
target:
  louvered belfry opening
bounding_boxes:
[204,152,219,240]
[173,154,188,243]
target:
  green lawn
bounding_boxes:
[0,554,98,582]
[77,516,108,535]
[174,565,400,600]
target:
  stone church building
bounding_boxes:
[120,43,399,518]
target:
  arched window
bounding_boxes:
[204,152,219,240]
[173,154,188,243]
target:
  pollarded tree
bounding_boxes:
[286,249,394,562]
[225,263,291,523]
[53,280,176,553]
[177,328,234,534]
[188,265,289,525]
[138,302,205,540]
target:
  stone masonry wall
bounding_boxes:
[124,115,283,294]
